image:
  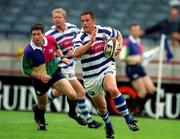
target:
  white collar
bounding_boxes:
[129,35,141,43]
[30,37,48,50]
[51,23,68,32]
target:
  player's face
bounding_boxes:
[31,29,44,47]
[81,14,95,33]
[130,25,142,38]
[52,12,66,28]
[170,8,179,20]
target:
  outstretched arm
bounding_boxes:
[73,29,96,58]
[56,48,70,64]
[115,33,123,56]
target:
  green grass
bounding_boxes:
[0,110,179,139]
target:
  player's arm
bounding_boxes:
[115,33,123,56]
[73,40,92,58]
[119,44,142,64]
[122,47,142,64]
[30,71,51,83]
[126,55,142,64]
[31,69,52,83]
[55,44,70,64]
[116,33,123,47]
[22,55,51,83]
[110,28,123,56]
[56,46,64,58]
[119,46,128,61]
[73,30,96,58]
[22,55,33,76]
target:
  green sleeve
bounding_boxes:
[125,46,130,57]
[56,43,60,50]
[22,56,33,75]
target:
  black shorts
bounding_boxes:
[125,64,146,81]
[32,68,65,96]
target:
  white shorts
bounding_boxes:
[61,66,77,80]
[83,65,116,97]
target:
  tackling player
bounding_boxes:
[21,23,77,130]
[46,8,102,128]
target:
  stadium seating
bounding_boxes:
[0,0,170,38]
[0,0,179,83]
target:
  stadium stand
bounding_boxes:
[0,0,170,38]
[0,0,180,84]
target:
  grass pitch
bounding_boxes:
[0,110,179,139]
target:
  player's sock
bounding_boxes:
[67,97,77,115]
[141,94,151,108]
[97,110,112,129]
[149,93,156,112]
[48,89,57,103]
[38,108,46,124]
[135,94,152,113]
[132,96,144,114]
[77,99,93,123]
[38,108,46,130]
[113,94,131,124]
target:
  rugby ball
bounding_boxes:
[104,38,120,58]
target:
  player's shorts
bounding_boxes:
[61,66,77,80]
[83,65,116,98]
[59,58,77,80]
[125,64,146,81]
[32,67,65,96]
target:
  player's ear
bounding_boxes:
[93,19,96,25]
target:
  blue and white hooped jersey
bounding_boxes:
[46,22,79,69]
[73,25,121,79]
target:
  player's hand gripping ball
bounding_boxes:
[104,38,121,58]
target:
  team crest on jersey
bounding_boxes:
[87,91,95,96]
[88,41,105,54]
[48,48,54,54]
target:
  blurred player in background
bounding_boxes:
[46,8,102,128]
[121,23,156,115]
[144,6,180,46]
[21,23,77,130]
[73,10,139,138]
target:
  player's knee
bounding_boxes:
[98,108,107,114]
[68,93,77,100]
[148,87,156,94]
[107,87,120,97]
[38,103,46,110]
[97,105,107,114]
[54,89,63,97]
[138,90,147,98]
[77,90,86,99]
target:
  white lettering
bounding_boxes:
[27,86,37,111]
[3,85,18,110]
[145,91,180,119]
[0,80,2,109]
[145,100,165,118]
[165,93,180,119]
[18,86,27,110]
